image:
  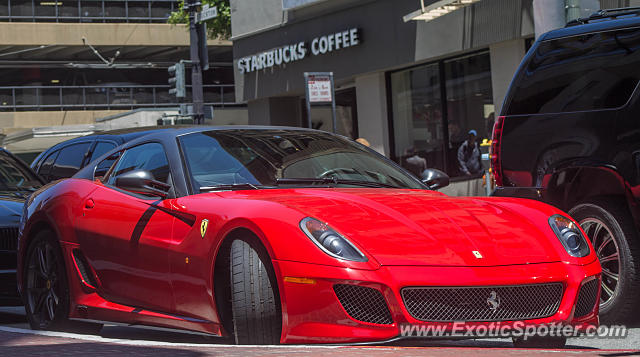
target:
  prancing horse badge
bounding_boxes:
[200,219,209,238]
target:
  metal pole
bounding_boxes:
[187,0,205,124]
[304,72,312,129]
[329,72,337,134]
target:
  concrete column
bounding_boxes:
[355,72,390,156]
[489,39,526,116]
[533,0,566,38]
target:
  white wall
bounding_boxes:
[355,72,389,156]
[490,39,526,116]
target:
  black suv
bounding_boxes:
[493,8,640,322]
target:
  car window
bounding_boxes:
[89,141,117,163]
[49,142,92,180]
[508,27,640,115]
[0,151,41,191]
[107,143,170,185]
[38,150,59,182]
[94,151,122,181]
[179,130,424,190]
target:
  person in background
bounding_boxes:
[457,130,482,176]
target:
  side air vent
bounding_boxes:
[71,249,98,290]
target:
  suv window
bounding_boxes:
[107,143,170,185]
[49,142,92,180]
[507,27,640,115]
[89,141,117,163]
[37,150,59,182]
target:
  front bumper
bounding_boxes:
[0,249,20,306]
[274,259,601,344]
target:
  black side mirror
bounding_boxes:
[421,169,450,190]
[114,170,170,198]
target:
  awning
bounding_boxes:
[403,0,481,22]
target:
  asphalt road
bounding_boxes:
[1,306,639,356]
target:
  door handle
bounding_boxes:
[85,199,95,209]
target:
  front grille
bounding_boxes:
[574,278,599,318]
[333,284,393,325]
[0,227,19,251]
[401,283,563,322]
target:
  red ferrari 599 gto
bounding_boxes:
[17,127,600,347]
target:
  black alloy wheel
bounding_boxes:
[24,231,68,330]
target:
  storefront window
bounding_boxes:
[390,51,494,180]
[390,63,444,178]
[444,52,494,177]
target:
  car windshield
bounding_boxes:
[0,151,41,192]
[178,130,425,191]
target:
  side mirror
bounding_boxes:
[114,170,170,198]
[421,169,450,190]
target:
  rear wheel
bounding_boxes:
[229,239,281,344]
[23,230,102,334]
[569,200,640,323]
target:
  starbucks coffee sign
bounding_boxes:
[237,28,360,74]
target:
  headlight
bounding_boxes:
[548,214,590,257]
[300,217,367,262]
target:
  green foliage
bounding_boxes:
[168,0,231,40]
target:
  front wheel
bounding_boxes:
[229,239,282,344]
[569,200,640,323]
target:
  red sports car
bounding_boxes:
[17,127,600,347]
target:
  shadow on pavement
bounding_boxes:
[0,332,204,356]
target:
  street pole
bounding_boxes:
[187,0,205,124]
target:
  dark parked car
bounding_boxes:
[492,8,640,322]
[31,127,176,183]
[0,149,42,305]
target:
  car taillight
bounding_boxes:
[491,115,505,187]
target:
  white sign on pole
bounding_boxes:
[307,75,332,103]
[196,4,218,23]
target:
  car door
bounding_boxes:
[76,142,176,312]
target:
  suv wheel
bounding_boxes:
[569,200,640,323]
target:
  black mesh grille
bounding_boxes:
[333,284,393,325]
[0,227,19,251]
[401,283,563,322]
[574,278,599,318]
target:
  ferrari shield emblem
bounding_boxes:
[472,250,483,258]
[200,219,209,238]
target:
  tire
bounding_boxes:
[229,239,281,345]
[569,200,640,323]
[23,230,102,334]
[512,336,567,349]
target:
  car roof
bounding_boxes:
[541,15,640,41]
[116,125,335,143]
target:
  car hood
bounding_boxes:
[0,195,24,226]
[219,188,561,266]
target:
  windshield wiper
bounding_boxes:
[200,183,261,192]
[275,178,397,188]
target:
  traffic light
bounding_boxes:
[168,62,186,98]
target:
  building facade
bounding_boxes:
[231,0,630,186]
[0,0,237,143]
